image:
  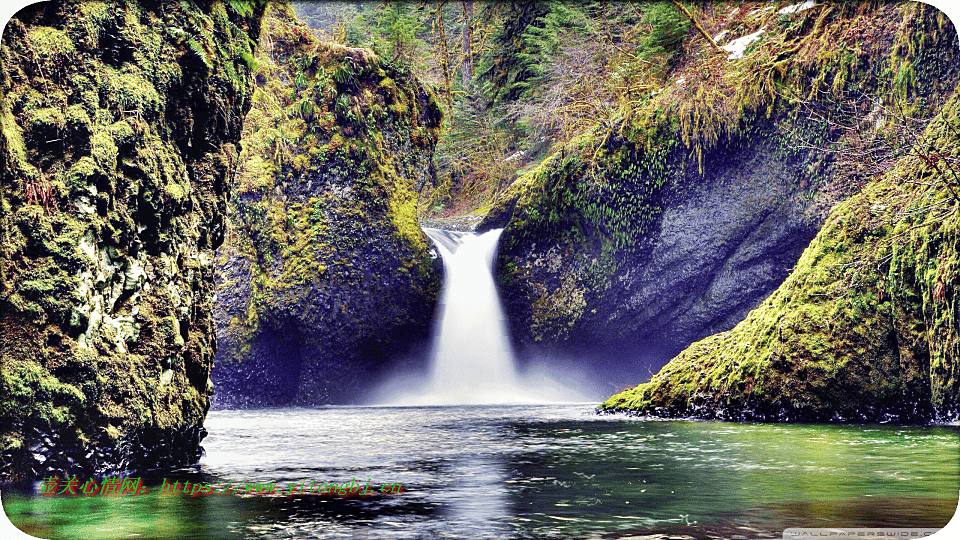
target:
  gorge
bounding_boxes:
[1,1,959,539]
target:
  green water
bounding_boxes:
[4,405,958,539]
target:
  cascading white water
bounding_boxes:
[376,227,590,406]
[418,228,525,404]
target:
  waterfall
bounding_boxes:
[375,228,590,406]
[419,228,524,404]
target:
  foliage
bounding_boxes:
[344,2,429,73]
[478,1,584,108]
[317,1,699,219]
[637,2,689,65]
[476,1,958,356]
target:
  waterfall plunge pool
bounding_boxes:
[5,404,958,539]
[7,230,957,539]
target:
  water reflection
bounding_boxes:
[4,405,958,539]
[444,456,511,537]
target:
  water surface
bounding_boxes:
[6,405,958,539]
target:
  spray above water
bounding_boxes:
[380,228,585,406]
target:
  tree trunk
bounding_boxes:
[670,0,722,54]
[461,0,474,86]
[436,1,454,107]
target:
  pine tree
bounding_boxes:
[344,2,429,71]
[477,1,553,106]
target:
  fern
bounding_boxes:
[226,0,255,18]
[187,37,213,71]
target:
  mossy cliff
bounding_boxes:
[480,3,958,378]
[212,5,442,407]
[601,93,960,423]
[0,1,264,483]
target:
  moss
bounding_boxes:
[0,359,85,432]
[65,104,91,133]
[99,67,162,117]
[1,0,265,481]
[89,130,118,169]
[25,26,76,63]
[601,95,960,422]
[213,3,441,406]
[77,2,110,24]
[107,119,134,145]
[24,106,66,133]
[483,1,957,352]
[530,272,586,341]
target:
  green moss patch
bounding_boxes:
[1,0,264,481]
[601,94,960,422]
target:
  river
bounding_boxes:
[5,404,957,539]
[6,230,957,539]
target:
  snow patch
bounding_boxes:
[504,150,526,163]
[722,27,766,60]
[74,196,96,214]
[750,6,776,16]
[779,1,816,15]
[79,229,97,261]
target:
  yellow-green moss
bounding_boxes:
[214,4,441,402]
[485,1,956,349]
[100,67,162,115]
[601,95,960,422]
[25,26,76,63]
[1,0,265,481]
[0,359,85,433]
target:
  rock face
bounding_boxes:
[0,1,263,482]
[484,120,824,375]
[211,5,442,408]
[480,3,959,384]
[601,94,960,422]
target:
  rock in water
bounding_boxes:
[602,94,960,423]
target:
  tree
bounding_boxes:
[477,1,553,106]
[461,1,474,86]
[344,2,429,71]
[637,2,690,64]
[669,1,721,54]
[433,1,454,107]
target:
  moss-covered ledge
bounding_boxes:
[211,4,443,407]
[601,95,960,424]
[480,3,958,376]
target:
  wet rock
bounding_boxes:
[1,1,265,482]
[211,6,442,408]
